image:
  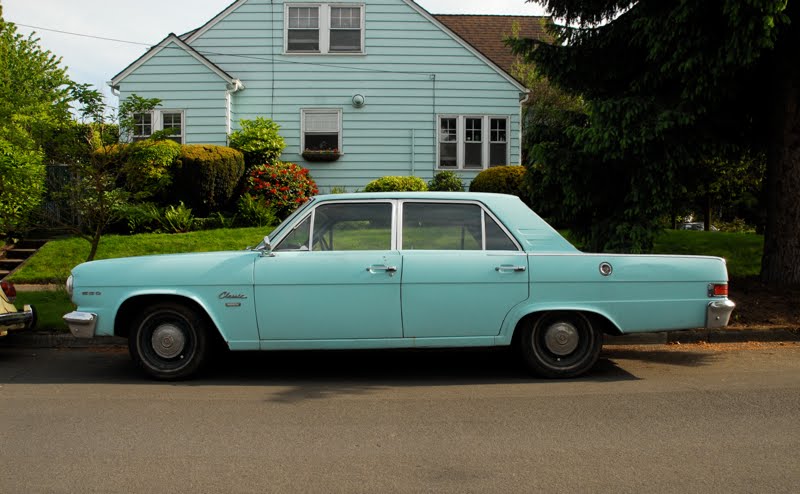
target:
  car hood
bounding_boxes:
[70,251,259,287]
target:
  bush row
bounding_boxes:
[362,168,526,197]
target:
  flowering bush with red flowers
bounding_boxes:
[246,162,318,217]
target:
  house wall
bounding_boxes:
[117,42,230,145]
[118,0,524,191]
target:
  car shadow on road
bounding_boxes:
[0,345,719,396]
[602,346,720,367]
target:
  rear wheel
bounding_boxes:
[128,302,209,380]
[518,311,601,378]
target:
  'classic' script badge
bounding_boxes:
[219,291,248,300]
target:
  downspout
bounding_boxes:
[519,90,530,165]
[226,79,245,141]
[411,129,416,175]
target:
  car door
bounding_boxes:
[254,200,402,340]
[400,201,529,338]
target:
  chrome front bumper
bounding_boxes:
[63,311,98,338]
[0,304,35,332]
[706,299,736,328]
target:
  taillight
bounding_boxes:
[708,283,728,297]
[1,280,16,302]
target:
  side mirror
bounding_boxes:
[260,235,275,257]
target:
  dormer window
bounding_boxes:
[285,4,365,54]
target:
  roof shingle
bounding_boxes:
[433,15,550,84]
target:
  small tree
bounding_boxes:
[60,87,161,261]
[228,117,286,167]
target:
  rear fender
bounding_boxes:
[498,302,624,345]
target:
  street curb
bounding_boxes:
[3,328,798,349]
[2,331,126,348]
[606,328,800,345]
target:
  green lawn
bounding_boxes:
[653,230,763,278]
[14,290,74,331]
[8,227,269,284]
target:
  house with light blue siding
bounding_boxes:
[109,0,542,191]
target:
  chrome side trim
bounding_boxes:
[706,299,736,328]
[63,311,98,338]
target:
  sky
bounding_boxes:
[2,0,548,106]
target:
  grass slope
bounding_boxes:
[8,227,268,284]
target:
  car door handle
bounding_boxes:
[495,265,526,273]
[367,265,398,273]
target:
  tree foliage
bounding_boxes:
[511,0,800,284]
[0,8,72,236]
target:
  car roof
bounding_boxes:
[313,191,521,204]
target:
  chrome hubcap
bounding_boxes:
[151,323,186,359]
[543,322,580,356]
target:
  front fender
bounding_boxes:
[111,286,259,350]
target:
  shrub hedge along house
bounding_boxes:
[109,0,546,191]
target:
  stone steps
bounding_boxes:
[1,239,49,281]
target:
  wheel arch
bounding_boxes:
[507,307,623,346]
[114,293,227,346]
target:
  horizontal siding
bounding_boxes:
[117,41,230,146]
[117,0,524,190]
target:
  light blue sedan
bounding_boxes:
[64,192,735,380]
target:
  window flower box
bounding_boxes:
[302,149,342,162]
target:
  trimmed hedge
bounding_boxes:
[364,175,427,192]
[172,144,245,216]
[122,139,182,201]
[428,171,464,191]
[468,166,526,197]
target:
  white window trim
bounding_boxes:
[489,116,510,168]
[436,115,510,170]
[160,110,186,144]
[284,3,366,55]
[301,108,343,152]
[132,109,185,144]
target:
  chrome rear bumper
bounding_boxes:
[0,304,35,332]
[706,299,736,328]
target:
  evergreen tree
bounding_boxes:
[511,0,799,284]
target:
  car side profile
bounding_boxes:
[64,192,735,380]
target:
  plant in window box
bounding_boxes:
[301,148,342,162]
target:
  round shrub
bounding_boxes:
[172,144,245,216]
[469,166,527,197]
[427,171,463,192]
[122,139,181,201]
[228,117,286,167]
[364,176,427,192]
[246,162,318,218]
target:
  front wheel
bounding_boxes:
[518,311,602,378]
[129,302,210,380]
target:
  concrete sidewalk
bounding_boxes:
[3,327,798,349]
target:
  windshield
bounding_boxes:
[254,198,316,250]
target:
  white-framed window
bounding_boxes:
[131,109,185,144]
[437,116,509,170]
[301,108,342,152]
[132,113,153,142]
[287,6,320,52]
[489,118,508,167]
[285,4,365,54]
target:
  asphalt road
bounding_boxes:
[1,342,799,493]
